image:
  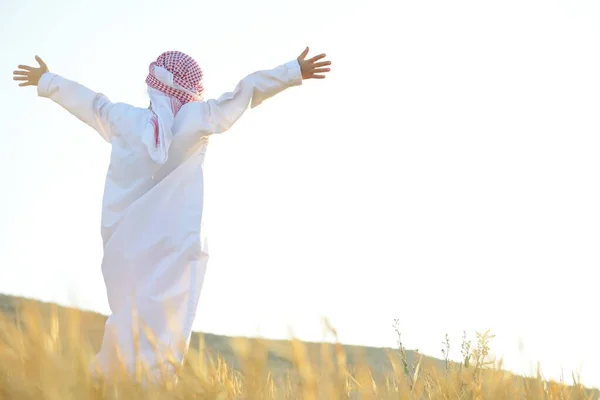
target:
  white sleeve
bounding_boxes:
[174,59,303,137]
[37,72,117,143]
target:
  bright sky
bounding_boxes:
[2,0,600,388]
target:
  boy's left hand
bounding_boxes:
[297,47,331,80]
[13,56,49,87]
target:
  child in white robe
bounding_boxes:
[13,48,331,381]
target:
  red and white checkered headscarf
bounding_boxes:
[145,51,204,158]
[146,51,204,107]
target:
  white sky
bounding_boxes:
[1,0,600,388]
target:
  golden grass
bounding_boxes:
[0,299,597,399]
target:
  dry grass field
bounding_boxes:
[0,294,597,399]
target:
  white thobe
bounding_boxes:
[37,59,303,378]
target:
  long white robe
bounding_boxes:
[37,59,303,378]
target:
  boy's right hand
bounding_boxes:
[13,56,49,87]
[297,47,331,80]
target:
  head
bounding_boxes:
[146,51,204,107]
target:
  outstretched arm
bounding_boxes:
[13,56,117,143]
[174,47,332,137]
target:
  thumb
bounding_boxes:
[35,55,47,70]
[298,47,309,60]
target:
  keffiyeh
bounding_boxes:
[145,51,204,161]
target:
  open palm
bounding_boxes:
[297,47,331,80]
[13,56,49,87]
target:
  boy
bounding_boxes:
[13,48,331,381]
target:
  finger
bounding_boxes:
[298,47,309,60]
[308,53,326,63]
[17,64,34,71]
[311,74,327,79]
[13,70,29,76]
[19,82,33,87]
[35,55,47,69]
[314,61,331,68]
[13,76,28,81]
[313,67,331,73]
